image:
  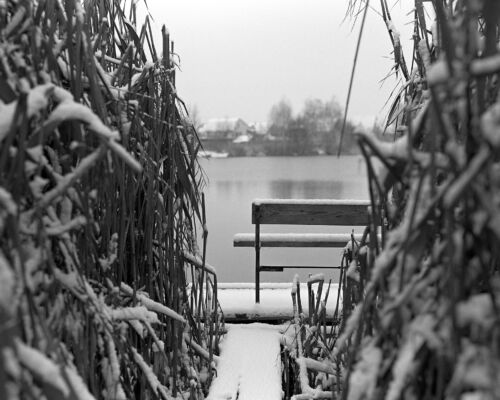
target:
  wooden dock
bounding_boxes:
[206,323,282,400]
[218,282,341,322]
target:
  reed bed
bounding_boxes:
[283,1,500,399]
[0,1,221,399]
[279,238,361,399]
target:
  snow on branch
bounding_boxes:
[182,251,217,275]
[16,339,96,400]
[110,306,161,325]
[120,282,186,324]
[131,347,170,400]
[0,83,54,143]
[184,333,220,364]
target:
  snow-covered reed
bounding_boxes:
[0,1,220,399]
[285,1,500,399]
[339,1,500,399]
[281,271,348,399]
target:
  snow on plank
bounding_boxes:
[217,282,340,321]
[207,324,282,400]
[233,232,362,247]
[253,198,370,206]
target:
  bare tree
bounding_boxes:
[301,97,342,134]
[268,98,293,135]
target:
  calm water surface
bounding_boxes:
[199,155,368,283]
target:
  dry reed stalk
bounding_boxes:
[286,1,500,399]
[0,0,220,399]
[335,1,500,400]
[279,274,346,399]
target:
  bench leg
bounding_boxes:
[255,223,260,303]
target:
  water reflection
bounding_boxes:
[212,179,344,199]
[268,179,344,199]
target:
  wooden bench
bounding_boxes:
[233,199,370,303]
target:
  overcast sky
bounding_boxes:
[143,1,413,126]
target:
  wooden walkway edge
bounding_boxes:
[207,324,282,400]
[217,282,341,322]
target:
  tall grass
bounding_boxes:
[0,1,220,399]
[283,1,500,399]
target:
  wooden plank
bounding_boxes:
[252,199,370,225]
[260,265,343,270]
[217,282,342,322]
[260,266,284,272]
[234,233,363,248]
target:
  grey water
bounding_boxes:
[199,155,369,283]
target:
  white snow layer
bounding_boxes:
[253,198,370,206]
[217,283,340,320]
[207,324,282,400]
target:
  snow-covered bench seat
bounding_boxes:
[234,233,364,248]
[233,199,371,303]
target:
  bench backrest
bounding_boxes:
[252,199,370,226]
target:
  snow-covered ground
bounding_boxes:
[207,323,283,400]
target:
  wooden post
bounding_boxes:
[255,221,260,303]
[254,204,261,303]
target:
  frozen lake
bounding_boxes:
[199,155,369,283]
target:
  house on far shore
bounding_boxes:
[248,122,268,138]
[199,118,249,140]
[199,117,250,153]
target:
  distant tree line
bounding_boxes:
[267,98,361,155]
